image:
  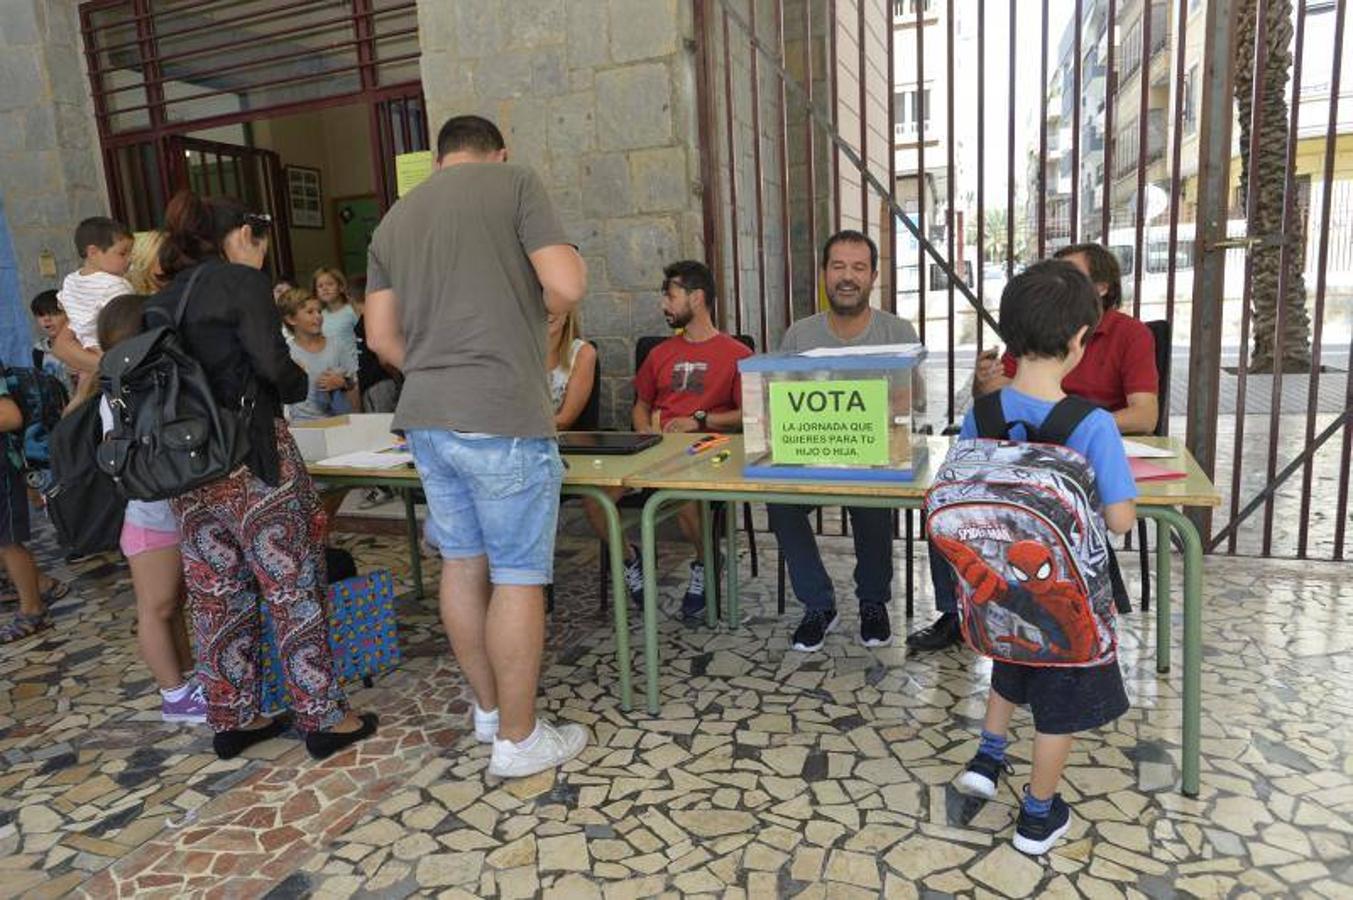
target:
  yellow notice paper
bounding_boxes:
[770,379,890,466]
[395,151,434,197]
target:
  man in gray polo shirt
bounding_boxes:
[364,116,588,778]
[772,229,923,654]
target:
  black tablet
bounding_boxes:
[558,431,662,455]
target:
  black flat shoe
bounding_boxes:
[305,712,379,760]
[213,717,289,760]
[905,612,962,652]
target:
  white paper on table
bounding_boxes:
[798,342,925,358]
[317,448,413,469]
[1122,439,1176,459]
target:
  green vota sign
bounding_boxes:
[768,378,890,466]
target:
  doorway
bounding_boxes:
[80,0,428,286]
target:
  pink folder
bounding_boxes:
[1129,457,1187,482]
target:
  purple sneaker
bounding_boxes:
[161,681,207,725]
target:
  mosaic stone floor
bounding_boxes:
[0,511,1351,899]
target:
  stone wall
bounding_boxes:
[417,0,707,425]
[0,0,108,334]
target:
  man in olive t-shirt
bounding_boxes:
[365,115,589,779]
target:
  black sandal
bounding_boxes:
[305,712,379,760]
[213,717,289,760]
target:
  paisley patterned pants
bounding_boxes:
[172,420,348,732]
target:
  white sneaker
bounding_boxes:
[473,705,499,744]
[487,719,588,779]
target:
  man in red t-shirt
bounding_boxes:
[583,260,752,622]
[910,242,1158,653]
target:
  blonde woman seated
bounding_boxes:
[549,309,597,429]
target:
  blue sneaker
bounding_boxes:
[680,562,706,621]
[622,545,644,610]
[954,751,1013,800]
[1014,793,1072,855]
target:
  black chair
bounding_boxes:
[1134,319,1172,612]
[573,340,602,431]
[597,333,760,607]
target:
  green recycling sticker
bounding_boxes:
[769,378,890,466]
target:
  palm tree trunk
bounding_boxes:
[1234,0,1313,373]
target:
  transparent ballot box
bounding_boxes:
[738,344,927,482]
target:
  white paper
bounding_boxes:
[1122,439,1176,459]
[317,448,413,469]
[799,342,925,358]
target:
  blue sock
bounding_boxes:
[978,729,1008,763]
[1022,788,1053,817]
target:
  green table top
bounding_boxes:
[622,435,1221,508]
[307,433,1220,508]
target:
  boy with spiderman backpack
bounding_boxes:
[924,260,1138,856]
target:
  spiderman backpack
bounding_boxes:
[923,392,1117,667]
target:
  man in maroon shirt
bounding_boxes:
[908,242,1158,652]
[584,260,752,622]
[974,243,1159,434]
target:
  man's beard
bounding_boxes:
[665,309,693,329]
[826,281,871,316]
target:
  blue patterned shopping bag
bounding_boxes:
[258,569,401,715]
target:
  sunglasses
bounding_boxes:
[244,212,273,239]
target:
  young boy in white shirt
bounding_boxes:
[57,217,135,352]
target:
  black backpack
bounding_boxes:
[95,266,253,501]
[1,365,70,472]
[44,395,126,555]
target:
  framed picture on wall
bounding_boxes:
[286,165,324,229]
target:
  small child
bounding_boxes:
[948,260,1138,855]
[0,380,67,643]
[29,291,74,393]
[278,288,358,420]
[90,294,204,724]
[57,216,135,352]
[312,267,358,369]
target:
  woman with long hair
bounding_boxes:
[547,308,596,430]
[126,231,166,295]
[150,190,376,760]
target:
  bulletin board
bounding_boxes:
[333,195,381,280]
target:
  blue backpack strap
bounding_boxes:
[1032,396,1099,446]
[973,391,1009,439]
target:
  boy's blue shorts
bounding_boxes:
[991,658,1128,735]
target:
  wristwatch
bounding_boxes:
[693,409,708,428]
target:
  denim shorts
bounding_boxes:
[406,430,564,585]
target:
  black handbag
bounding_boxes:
[96,266,254,500]
[44,395,125,555]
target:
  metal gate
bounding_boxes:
[695,0,1352,560]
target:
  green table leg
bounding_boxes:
[403,487,424,601]
[725,501,740,628]
[1145,506,1203,798]
[640,493,668,714]
[1155,517,1171,673]
[563,485,633,711]
[701,501,718,628]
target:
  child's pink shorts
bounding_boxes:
[119,522,180,557]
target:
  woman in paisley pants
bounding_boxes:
[151,190,377,760]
